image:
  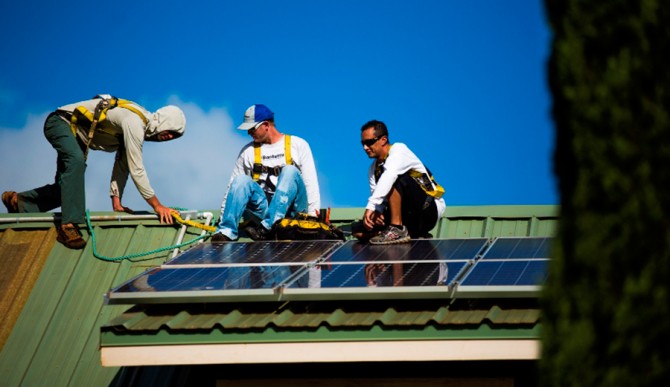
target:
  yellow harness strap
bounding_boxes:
[252,134,292,181]
[409,170,445,198]
[70,96,149,137]
[115,98,149,125]
[284,134,292,165]
[376,145,444,198]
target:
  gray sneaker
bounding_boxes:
[369,225,410,245]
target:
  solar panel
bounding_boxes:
[113,264,306,293]
[327,238,488,263]
[481,237,552,259]
[111,241,341,299]
[459,260,548,286]
[457,237,552,289]
[288,239,484,288]
[317,261,468,287]
[167,240,342,265]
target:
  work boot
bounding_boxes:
[56,223,87,249]
[2,191,18,213]
[369,225,411,245]
[211,232,233,243]
[244,224,270,241]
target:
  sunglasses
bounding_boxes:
[361,136,382,147]
[248,121,266,133]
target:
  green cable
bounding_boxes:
[85,209,210,262]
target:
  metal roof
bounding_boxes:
[0,205,557,385]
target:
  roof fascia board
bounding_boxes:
[101,339,540,366]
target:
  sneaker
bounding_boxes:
[2,191,18,213]
[369,225,411,245]
[211,232,233,243]
[244,224,270,241]
[56,223,86,249]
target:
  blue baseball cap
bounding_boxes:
[237,104,274,130]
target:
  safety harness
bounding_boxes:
[69,95,149,160]
[409,169,445,198]
[374,145,445,199]
[252,134,293,191]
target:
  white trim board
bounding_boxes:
[101,339,540,367]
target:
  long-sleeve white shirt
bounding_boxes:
[366,142,446,217]
[221,134,321,215]
[57,99,157,200]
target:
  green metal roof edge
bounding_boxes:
[101,321,541,347]
[296,205,559,222]
[0,211,170,229]
[0,205,559,228]
[443,205,558,218]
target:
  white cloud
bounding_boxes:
[0,99,247,214]
[0,113,57,198]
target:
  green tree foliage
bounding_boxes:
[541,0,670,385]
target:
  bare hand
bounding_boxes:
[363,209,385,230]
[145,195,174,224]
[153,204,175,224]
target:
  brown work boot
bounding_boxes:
[2,191,18,213]
[56,223,87,249]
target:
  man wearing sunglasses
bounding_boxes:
[211,104,320,242]
[354,120,446,244]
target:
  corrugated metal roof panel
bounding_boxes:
[434,206,558,239]
[0,212,195,386]
[101,301,540,336]
[0,228,54,348]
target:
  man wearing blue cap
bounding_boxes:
[212,104,321,242]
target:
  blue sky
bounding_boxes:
[0,0,555,214]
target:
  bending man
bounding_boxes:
[2,95,186,249]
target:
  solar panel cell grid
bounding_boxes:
[482,237,551,259]
[327,239,488,263]
[167,240,342,265]
[319,261,467,287]
[459,260,549,286]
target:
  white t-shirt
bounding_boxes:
[366,142,446,217]
[221,134,321,215]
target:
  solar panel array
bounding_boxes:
[107,237,552,304]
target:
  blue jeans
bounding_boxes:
[216,165,308,240]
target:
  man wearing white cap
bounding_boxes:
[212,104,320,242]
[1,95,186,249]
